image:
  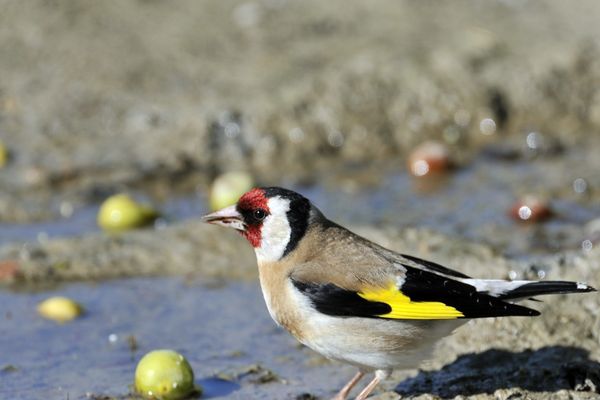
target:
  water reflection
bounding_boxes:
[479,118,496,135]
[573,178,588,194]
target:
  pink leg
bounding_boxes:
[332,370,365,400]
[354,370,390,400]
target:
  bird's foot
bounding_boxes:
[331,370,365,400]
[354,369,390,400]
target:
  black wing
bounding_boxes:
[399,264,539,318]
[291,264,539,320]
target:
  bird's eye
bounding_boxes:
[253,209,266,221]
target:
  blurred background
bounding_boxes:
[1,1,599,399]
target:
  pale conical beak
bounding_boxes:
[202,205,246,231]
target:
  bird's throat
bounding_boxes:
[242,224,262,248]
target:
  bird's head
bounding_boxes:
[202,187,312,262]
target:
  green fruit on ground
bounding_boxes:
[0,141,7,168]
[37,296,83,323]
[97,194,158,232]
[135,349,198,400]
[209,171,254,211]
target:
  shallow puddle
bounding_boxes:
[304,157,599,258]
[0,277,353,399]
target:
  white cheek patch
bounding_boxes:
[255,197,292,263]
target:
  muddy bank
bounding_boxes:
[0,220,256,286]
[1,215,597,286]
[2,1,600,221]
[0,220,556,286]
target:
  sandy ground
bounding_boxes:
[2,1,600,222]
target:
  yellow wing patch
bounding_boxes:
[358,282,464,320]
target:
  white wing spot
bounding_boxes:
[577,282,588,290]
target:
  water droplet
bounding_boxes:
[479,118,496,135]
[60,201,74,218]
[510,196,552,223]
[518,206,532,220]
[582,239,593,252]
[327,131,344,147]
[108,333,118,343]
[288,127,305,143]
[408,141,450,177]
[224,122,241,138]
[537,270,546,279]
[411,160,430,177]
[526,131,543,150]
[573,178,588,194]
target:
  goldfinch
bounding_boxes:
[202,187,596,399]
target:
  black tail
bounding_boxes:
[498,281,596,301]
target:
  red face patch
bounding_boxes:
[237,188,270,248]
[238,188,269,211]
